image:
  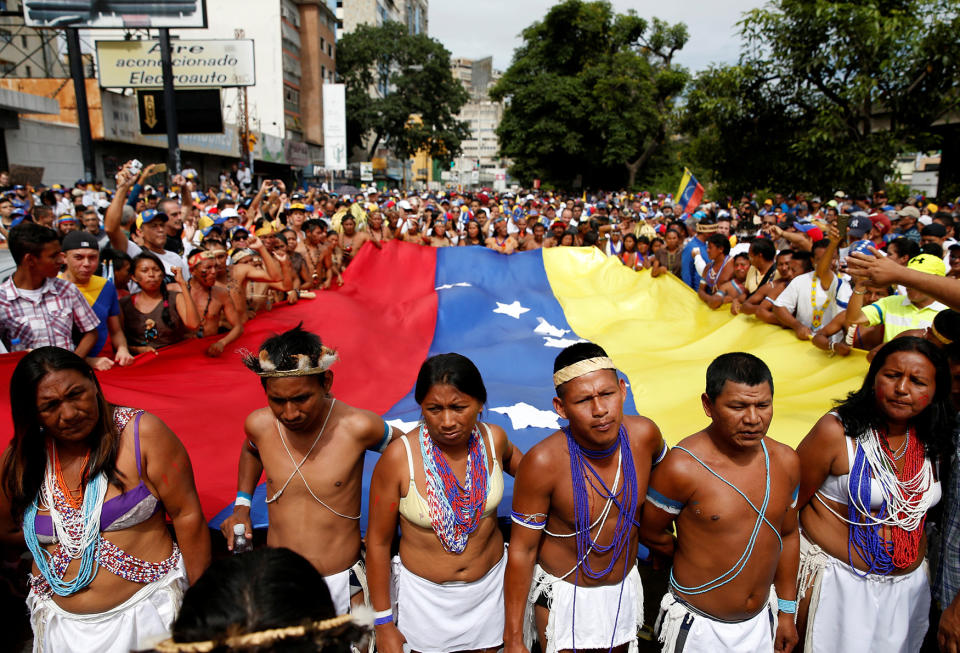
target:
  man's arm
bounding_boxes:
[638,450,695,563]
[205,288,243,358]
[218,415,266,550]
[367,441,406,653]
[772,305,812,340]
[105,164,139,253]
[848,248,960,311]
[503,447,554,653]
[773,450,801,653]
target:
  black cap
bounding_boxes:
[61,230,99,252]
[922,222,947,238]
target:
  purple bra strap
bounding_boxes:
[134,411,144,477]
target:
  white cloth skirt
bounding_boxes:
[324,559,367,616]
[798,533,930,653]
[392,550,507,653]
[27,557,188,653]
[655,589,776,652]
[524,563,643,653]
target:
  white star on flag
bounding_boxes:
[493,300,531,319]
[534,317,569,338]
[490,402,560,430]
[435,282,472,291]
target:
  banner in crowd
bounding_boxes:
[0,242,868,529]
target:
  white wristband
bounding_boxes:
[234,496,252,508]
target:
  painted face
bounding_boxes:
[35,369,101,443]
[702,380,773,449]
[553,369,625,448]
[873,350,936,422]
[419,383,483,449]
[194,258,218,286]
[734,257,750,280]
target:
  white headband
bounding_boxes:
[553,356,616,387]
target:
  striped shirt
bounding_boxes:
[862,294,946,342]
[0,277,100,351]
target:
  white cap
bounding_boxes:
[398,200,412,211]
[233,523,246,535]
[919,215,933,226]
[220,207,240,219]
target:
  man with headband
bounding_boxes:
[640,352,800,653]
[220,324,402,614]
[504,342,666,653]
[681,219,716,289]
[185,248,242,357]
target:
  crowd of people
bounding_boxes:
[3,158,960,653]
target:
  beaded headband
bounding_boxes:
[253,346,338,378]
[696,223,718,234]
[153,613,359,652]
[553,356,616,387]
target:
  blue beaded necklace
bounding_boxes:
[565,424,638,653]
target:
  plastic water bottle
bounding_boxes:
[232,523,252,554]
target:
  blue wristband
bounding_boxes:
[374,612,393,626]
[777,598,797,614]
[235,491,253,508]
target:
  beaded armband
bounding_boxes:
[511,511,547,530]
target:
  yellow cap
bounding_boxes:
[197,216,214,231]
[254,224,277,237]
[927,203,939,214]
[907,254,946,277]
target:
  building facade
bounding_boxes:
[451,56,509,189]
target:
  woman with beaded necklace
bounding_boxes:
[366,353,522,653]
[794,337,950,652]
[0,347,210,652]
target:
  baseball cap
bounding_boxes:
[288,203,307,212]
[55,215,78,225]
[869,214,892,236]
[135,209,168,230]
[847,215,873,239]
[220,207,240,220]
[919,215,933,227]
[61,230,99,252]
[921,223,946,238]
[897,206,920,220]
[907,254,946,277]
[398,200,413,211]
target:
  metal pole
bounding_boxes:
[158,29,181,174]
[66,29,94,181]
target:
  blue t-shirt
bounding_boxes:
[681,237,709,289]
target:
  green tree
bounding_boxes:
[490,0,688,189]
[335,22,470,162]
[684,0,960,195]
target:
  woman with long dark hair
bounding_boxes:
[794,337,950,652]
[120,252,200,354]
[0,347,210,652]
[366,354,522,653]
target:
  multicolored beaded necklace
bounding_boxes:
[419,423,488,554]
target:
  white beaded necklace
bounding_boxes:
[41,444,108,558]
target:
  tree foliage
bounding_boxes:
[336,22,470,162]
[683,0,960,197]
[490,0,688,189]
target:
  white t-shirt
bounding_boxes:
[126,241,190,280]
[774,271,845,328]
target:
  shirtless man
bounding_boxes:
[185,249,242,357]
[367,210,392,245]
[486,217,518,254]
[219,325,401,614]
[340,215,371,267]
[640,352,800,653]
[297,218,328,288]
[523,222,547,250]
[221,228,292,321]
[504,342,666,653]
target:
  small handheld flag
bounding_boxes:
[676,168,704,215]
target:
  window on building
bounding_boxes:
[328,44,333,57]
[0,62,14,75]
[320,37,326,50]
[0,30,11,44]
[20,35,26,47]
[321,64,326,81]
[24,64,30,76]
[284,86,300,113]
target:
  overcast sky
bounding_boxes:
[429,0,765,74]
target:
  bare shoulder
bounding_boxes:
[517,431,566,476]
[480,421,509,448]
[764,437,801,479]
[624,415,663,450]
[244,407,275,441]
[657,432,710,481]
[334,402,383,438]
[374,434,409,479]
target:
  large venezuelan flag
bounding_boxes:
[0,241,868,529]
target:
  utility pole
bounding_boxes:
[66,29,94,181]
[158,28,180,174]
